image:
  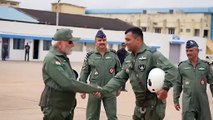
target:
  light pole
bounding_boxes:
[56,0,61,26]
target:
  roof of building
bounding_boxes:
[0,6,38,23]
[15,7,133,31]
[86,7,213,14]
[1,0,20,4]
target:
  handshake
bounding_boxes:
[80,86,120,99]
[80,86,103,99]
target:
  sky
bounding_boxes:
[16,0,213,11]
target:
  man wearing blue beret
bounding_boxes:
[173,40,213,120]
[79,29,121,120]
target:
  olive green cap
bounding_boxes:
[52,28,80,41]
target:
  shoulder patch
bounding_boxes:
[109,49,117,54]
[147,47,157,53]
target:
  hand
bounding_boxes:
[174,103,181,111]
[156,89,168,100]
[116,90,121,96]
[80,93,86,99]
[93,92,102,98]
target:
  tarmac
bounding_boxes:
[0,60,212,120]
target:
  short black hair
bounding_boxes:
[125,27,143,40]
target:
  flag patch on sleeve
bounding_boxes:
[55,60,61,65]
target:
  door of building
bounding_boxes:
[1,37,10,60]
[169,44,181,65]
[33,40,39,59]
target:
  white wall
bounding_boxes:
[0,20,207,62]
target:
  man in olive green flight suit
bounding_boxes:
[173,40,213,120]
[95,27,178,120]
[39,28,101,120]
[79,30,121,120]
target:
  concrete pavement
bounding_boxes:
[0,61,212,120]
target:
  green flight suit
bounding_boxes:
[79,48,121,120]
[173,59,213,120]
[39,47,101,120]
[102,43,178,120]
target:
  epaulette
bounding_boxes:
[178,61,184,67]
[201,60,210,65]
[85,51,94,60]
[109,49,117,54]
[147,47,157,53]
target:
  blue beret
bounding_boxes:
[186,40,199,48]
[95,30,106,38]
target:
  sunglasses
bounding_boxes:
[68,41,73,44]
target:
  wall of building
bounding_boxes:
[0,20,206,63]
[52,3,85,14]
[0,1,19,7]
[89,13,211,40]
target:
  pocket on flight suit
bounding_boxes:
[155,100,166,119]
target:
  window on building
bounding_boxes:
[155,27,161,33]
[186,29,191,33]
[43,40,52,51]
[10,3,17,6]
[168,28,175,34]
[73,42,83,51]
[0,2,7,4]
[203,30,209,38]
[194,29,200,37]
[13,38,25,49]
[141,27,147,32]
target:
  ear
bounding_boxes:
[136,37,141,43]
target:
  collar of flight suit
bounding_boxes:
[94,48,111,54]
[49,47,67,57]
[130,43,148,57]
[186,58,202,65]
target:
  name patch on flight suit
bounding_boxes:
[198,67,205,71]
[184,67,192,70]
[105,56,111,59]
[109,67,115,74]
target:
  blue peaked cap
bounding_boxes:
[95,30,106,38]
[186,40,199,48]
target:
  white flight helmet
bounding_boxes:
[147,68,165,93]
